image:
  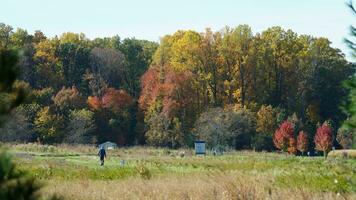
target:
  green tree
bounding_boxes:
[342,1,356,130]
[33,37,64,88]
[0,23,13,49]
[119,38,158,97]
[194,107,255,149]
[0,50,25,125]
[57,42,91,87]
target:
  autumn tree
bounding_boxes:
[34,37,64,88]
[297,131,308,155]
[52,86,85,112]
[314,122,333,158]
[221,25,253,106]
[87,88,134,144]
[1,21,355,148]
[273,121,294,153]
[256,105,277,135]
[65,109,96,144]
[34,106,64,143]
[101,88,133,113]
[139,65,196,147]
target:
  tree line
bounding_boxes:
[0,22,355,152]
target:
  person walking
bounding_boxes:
[98,146,106,166]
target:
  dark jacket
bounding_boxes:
[98,148,106,159]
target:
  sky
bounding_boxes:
[1,0,355,60]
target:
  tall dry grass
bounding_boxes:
[42,171,354,200]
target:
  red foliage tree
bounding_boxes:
[297,131,308,155]
[88,88,133,114]
[161,69,193,118]
[314,122,333,158]
[139,65,194,118]
[138,67,161,113]
[102,88,133,114]
[138,65,196,146]
[273,120,294,153]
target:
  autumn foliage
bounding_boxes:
[314,122,333,158]
[297,131,308,155]
[273,121,294,153]
[88,88,133,113]
[52,86,84,110]
[87,96,101,110]
[139,65,194,118]
[102,88,133,113]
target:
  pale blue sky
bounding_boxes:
[1,0,355,60]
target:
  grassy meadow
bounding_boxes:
[4,143,356,200]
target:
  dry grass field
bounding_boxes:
[4,143,356,200]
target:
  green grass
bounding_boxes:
[5,143,356,199]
